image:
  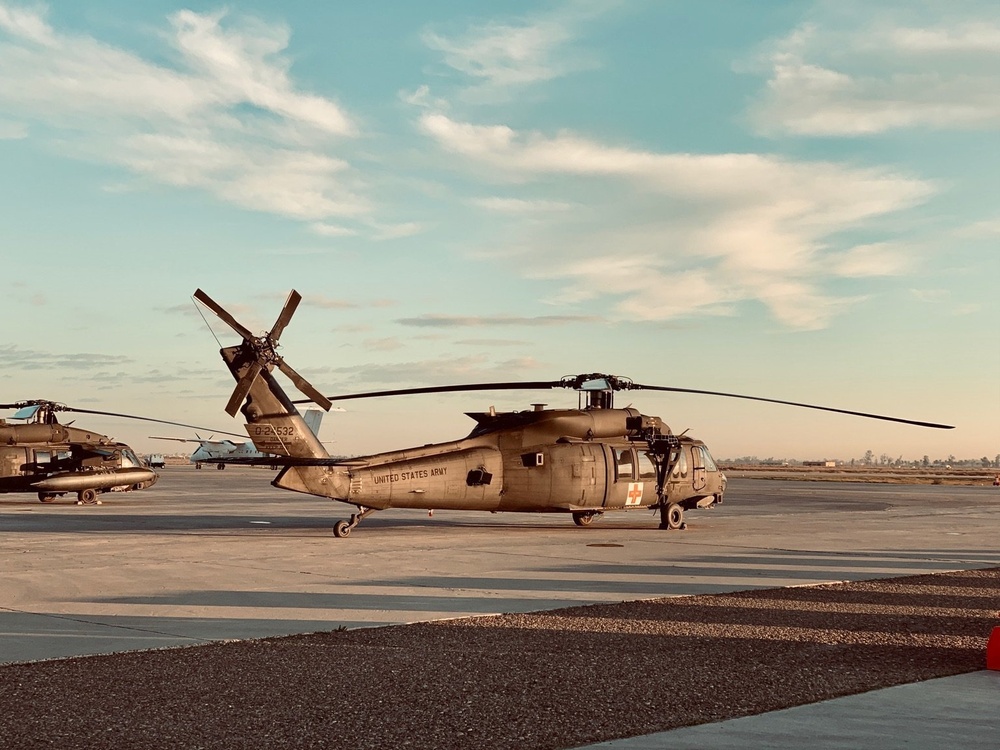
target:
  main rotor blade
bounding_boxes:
[194,289,254,341]
[292,380,565,404]
[226,361,262,417]
[629,384,954,429]
[276,360,333,410]
[62,407,249,438]
[269,290,301,342]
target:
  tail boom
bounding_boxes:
[221,344,329,461]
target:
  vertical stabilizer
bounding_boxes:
[220,345,329,460]
[195,289,332,461]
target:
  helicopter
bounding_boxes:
[193,289,954,538]
[150,409,326,469]
[0,400,249,505]
[0,400,159,505]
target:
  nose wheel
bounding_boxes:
[333,506,375,538]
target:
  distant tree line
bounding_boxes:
[722,454,1000,468]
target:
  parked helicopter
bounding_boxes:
[193,289,954,538]
[151,409,326,469]
[0,399,246,505]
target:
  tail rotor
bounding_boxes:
[194,289,332,416]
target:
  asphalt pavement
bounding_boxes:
[2,466,998,748]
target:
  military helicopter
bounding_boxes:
[0,400,245,505]
[193,289,954,538]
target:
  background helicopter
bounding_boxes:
[0,399,246,505]
[151,409,327,469]
[194,289,954,538]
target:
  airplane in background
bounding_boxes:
[152,409,327,469]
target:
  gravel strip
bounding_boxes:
[1,568,996,750]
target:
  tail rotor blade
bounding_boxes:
[277,360,333,411]
[226,361,263,417]
[269,290,301,342]
[194,289,254,341]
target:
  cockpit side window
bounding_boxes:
[699,446,718,472]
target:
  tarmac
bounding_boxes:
[2,466,998,748]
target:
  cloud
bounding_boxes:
[418,113,934,329]
[955,218,1000,237]
[0,3,365,221]
[455,338,530,347]
[397,314,600,328]
[322,355,543,387]
[0,345,132,370]
[420,0,613,101]
[471,196,573,213]
[746,10,1000,136]
[363,337,405,352]
[0,117,26,138]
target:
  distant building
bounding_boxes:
[802,460,837,467]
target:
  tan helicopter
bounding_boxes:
[0,400,247,505]
[194,289,954,538]
[0,400,159,504]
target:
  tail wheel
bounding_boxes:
[333,520,351,538]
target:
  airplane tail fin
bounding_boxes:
[194,289,331,461]
[302,409,324,440]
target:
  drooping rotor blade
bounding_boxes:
[226,361,262,417]
[295,371,953,430]
[628,383,954,429]
[269,290,301,342]
[193,289,255,341]
[61,406,249,438]
[291,380,565,404]
[276,360,333,411]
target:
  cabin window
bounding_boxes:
[671,449,688,478]
[615,448,634,481]
[638,452,657,481]
[34,450,52,464]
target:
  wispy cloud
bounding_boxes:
[745,8,1000,136]
[397,313,600,327]
[0,344,132,370]
[0,3,365,220]
[471,196,573,213]
[0,117,26,138]
[418,113,934,329]
[420,0,614,101]
[322,355,543,387]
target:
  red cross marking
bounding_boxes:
[627,482,643,505]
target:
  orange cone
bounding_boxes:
[988,627,1000,671]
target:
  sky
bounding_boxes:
[1,0,998,463]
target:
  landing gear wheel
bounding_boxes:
[572,511,602,527]
[77,488,99,506]
[38,492,57,503]
[217,463,226,470]
[660,503,684,530]
[333,520,351,538]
